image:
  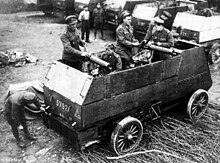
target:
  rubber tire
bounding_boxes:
[208,43,220,65]
[187,89,209,120]
[110,116,143,155]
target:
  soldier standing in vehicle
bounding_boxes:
[93,3,105,40]
[144,11,172,43]
[61,15,90,70]
[144,17,174,61]
[78,5,91,43]
[4,91,41,148]
[115,10,139,69]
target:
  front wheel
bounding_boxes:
[187,89,209,120]
[110,116,143,155]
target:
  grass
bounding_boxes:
[53,107,220,163]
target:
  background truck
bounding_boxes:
[172,12,220,65]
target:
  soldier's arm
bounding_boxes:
[161,31,174,48]
[116,28,133,48]
[114,53,122,71]
[33,97,41,109]
[92,9,97,18]
[11,103,21,121]
[60,34,82,57]
[144,23,154,42]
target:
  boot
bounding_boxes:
[25,134,38,141]
[17,139,26,148]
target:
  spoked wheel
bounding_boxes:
[209,43,220,65]
[187,89,209,120]
[111,116,143,155]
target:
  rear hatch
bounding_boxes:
[44,61,93,129]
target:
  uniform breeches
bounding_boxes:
[94,22,103,37]
[115,48,132,69]
[81,20,90,41]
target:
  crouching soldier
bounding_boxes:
[92,43,122,76]
[4,91,41,148]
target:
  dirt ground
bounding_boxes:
[0,11,114,163]
[1,11,220,163]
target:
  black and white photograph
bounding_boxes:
[0,0,220,162]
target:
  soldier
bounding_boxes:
[93,3,105,40]
[61,15,90,70]
[4,91,41,148]
[144,17,174,62]
[144,11,172,43]
[115,10,139,69]
[78,5,91,43]
[99,43,122,76]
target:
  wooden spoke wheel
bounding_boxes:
[111,116,143,155]
[187,89,209,119]
[209,43,220,65]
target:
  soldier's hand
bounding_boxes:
[132,42,140,47]
[81,40,86,46]
[146,41,153,47]
[40,106,45,112]
[82,52,91,57]
[156,42,162,46]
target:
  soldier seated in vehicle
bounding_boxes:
[91,43,122,77]
[142,17,174,62]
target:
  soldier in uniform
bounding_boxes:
[98,43,122,76]
[144,11,172,43]
[61,15,90,70]
[115,10,139,69]
[144,17,174,62]
[93,3,105,40]
[4,91,41,148]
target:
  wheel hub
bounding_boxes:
[127,133,133,140]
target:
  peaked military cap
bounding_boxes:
[120,10,131,20]
[23,92,36,101]
[65,15,77,24]
[154,17,164,25]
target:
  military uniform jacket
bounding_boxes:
[149,28,174,48]
[144,21,154,42]
[116,24,136,53]
[93,8,104,24]
[61,29,83,62]
[4,91,40,121]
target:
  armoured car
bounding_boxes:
[42,40,212,155]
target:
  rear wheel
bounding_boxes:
[187,89,209,120]
[111,116,143,155]
[208,43,220,65]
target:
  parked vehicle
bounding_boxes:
[172,12,220,65]
[37,0,75,21]
[37,0,104,22]
[37,0,54,15]
[42,40,212,155]
[175,0,209,11]
[103,0,155,29]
